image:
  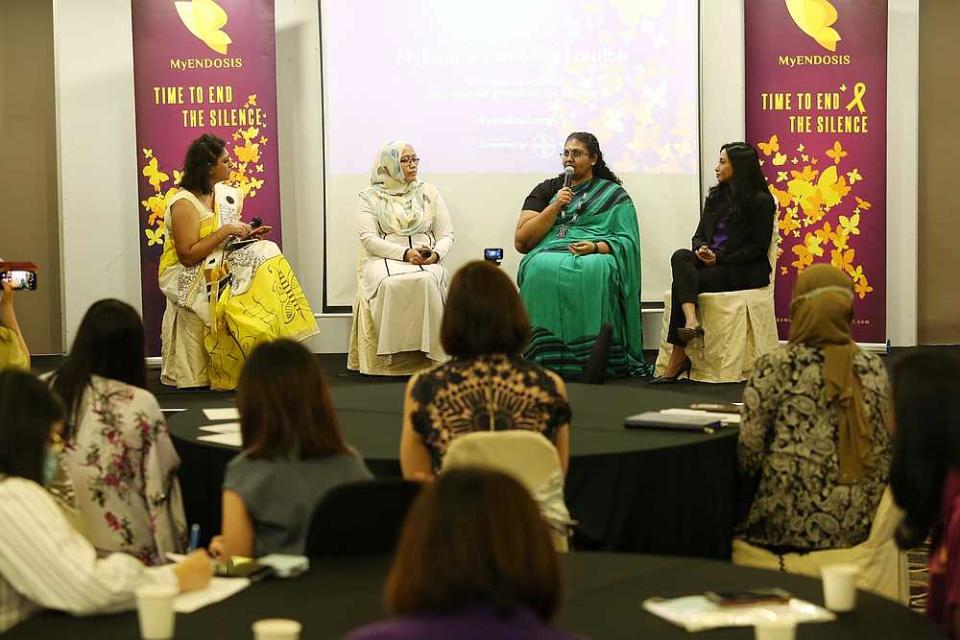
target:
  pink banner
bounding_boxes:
[132,0,281,355]
[745,0,887,343]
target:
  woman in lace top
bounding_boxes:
[400,261,571,481]
[735,265,892,552]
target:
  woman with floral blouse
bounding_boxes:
[48,300,186,565]
[735,264,892,553]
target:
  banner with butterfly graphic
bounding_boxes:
[745,0,887,343]
[132,0,281,355]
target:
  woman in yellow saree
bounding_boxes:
[158,134,317,390]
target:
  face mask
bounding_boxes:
[42,447,58,486]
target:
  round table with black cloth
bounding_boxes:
[7,553,938,639]
[167,383,739,558]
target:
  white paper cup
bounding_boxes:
[135,584,177,640]
[821,563,860,612]
[754,619,797,640]
[252,618,302,640]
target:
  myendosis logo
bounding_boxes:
[175,0,232,55]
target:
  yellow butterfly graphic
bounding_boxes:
[142,157,169,192]
[144,227,165,247]
[785,0,842,52]
[757,135,780,157]
[772,153,788,167]
[175,0,232,55]
[173,170,183,186]
[855,276,873,299]
[825,140,847,164]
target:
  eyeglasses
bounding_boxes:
[559,149,588,160]
[399,156,420,165]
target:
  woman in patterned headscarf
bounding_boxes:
[735,264,892,553]
[349,140,455,375]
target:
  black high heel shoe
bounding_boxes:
[677,325,705,344]
[650,358,692,385]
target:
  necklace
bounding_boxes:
[556,192,589,239]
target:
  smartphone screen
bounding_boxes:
[1,270,37,291]
[484,247,504,261]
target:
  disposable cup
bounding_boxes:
[252,618,302,640]
[754,619,797,640]
[135,584,177,640]
[821,563,860,612]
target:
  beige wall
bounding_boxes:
[919,0,960,343]
[0,0,62,353]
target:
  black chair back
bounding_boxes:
[304,478,422,556]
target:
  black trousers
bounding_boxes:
[666,249,769,345]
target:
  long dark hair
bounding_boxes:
[178,133,226,195]
[0,370,64,484]
[237,340,348,460]
[566,132,621,185]
[49,299,147,441]
[709,142,771,215]
[386,468,561,620]
[890,352,960,549]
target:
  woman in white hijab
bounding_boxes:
[348,141,454,375]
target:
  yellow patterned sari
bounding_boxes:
[158,186,317,390]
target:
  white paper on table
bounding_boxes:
[198,422,241,434]
[203,408,240,421]
[197,432,242,447]
[174,577,250,613]
[660,408,742,425]
[642,596,835,632]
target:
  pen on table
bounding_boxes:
[188,523,200,552]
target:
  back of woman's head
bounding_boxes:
[237,339,347,460]
[385,467,561,620]
[179,133,226,194]
[0,369,64,483]
[51,299,146,439]
[441,261,530,358]
[890,352,960,549]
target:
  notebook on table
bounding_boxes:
[624,411,724,433]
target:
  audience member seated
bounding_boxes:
[344,468,580,640]
[48,300,187,565]
[735,265,892,554]
[890,353,960,638]
[349,140,454,376]
[210,340,372,559]
[515,131,650,379]
[400,261,571,482]
[0,370,211,633]
[655,142,775,383]
[0,281,29,370]
[159,133,317,390]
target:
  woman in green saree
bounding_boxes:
[515,132,651,379]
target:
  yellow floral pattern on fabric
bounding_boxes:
[139,94,269,249]
[203,256,317,390]
[756,137,874,299]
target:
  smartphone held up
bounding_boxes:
[0,262,38,291]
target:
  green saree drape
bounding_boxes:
[518,178,651,378]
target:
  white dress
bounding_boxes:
[348,183,454,375]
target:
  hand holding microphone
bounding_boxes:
[555,166,575,210]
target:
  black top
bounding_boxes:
[409,354,571,472]
[691,188,775,267]
[522,176,566,212]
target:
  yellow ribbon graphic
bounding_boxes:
[845,82,867,114]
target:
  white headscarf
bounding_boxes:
[361,140,430,236]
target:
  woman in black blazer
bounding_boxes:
[654,142,776,383]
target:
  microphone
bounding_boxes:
[562,166,574,189]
